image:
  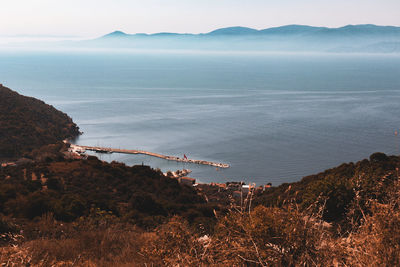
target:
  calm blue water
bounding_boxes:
[1,50,400,185]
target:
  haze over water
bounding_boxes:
[1,50,400,185]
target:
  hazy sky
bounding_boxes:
[1,0,399,37]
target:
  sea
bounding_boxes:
[1,49,400,185]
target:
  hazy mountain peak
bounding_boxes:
[340,24,378,28]
[331,24,400,35]
[207,26,259,35]
[260,24,325,34]
[102,30,128,38]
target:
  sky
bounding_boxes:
[1,0,400,37]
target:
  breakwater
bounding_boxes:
[70,144,230,168]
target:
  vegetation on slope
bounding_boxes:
[0,157,215,229]
[0,85,79,160]
[254,152,399,228]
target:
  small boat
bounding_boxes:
[95,149,112,154]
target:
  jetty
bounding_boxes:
[69,144,230,168]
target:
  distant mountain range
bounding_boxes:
[88,24,400,53]
[101,24,400,38]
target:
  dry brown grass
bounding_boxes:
[25,230,145,266]
[202,203,341,266]
[0,246,32,266]
[340,180,400,267]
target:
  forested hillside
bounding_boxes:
[254,152,400,229]
[0,156,215,229]
[0,85,79,160]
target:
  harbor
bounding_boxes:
[69,144,230,168]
